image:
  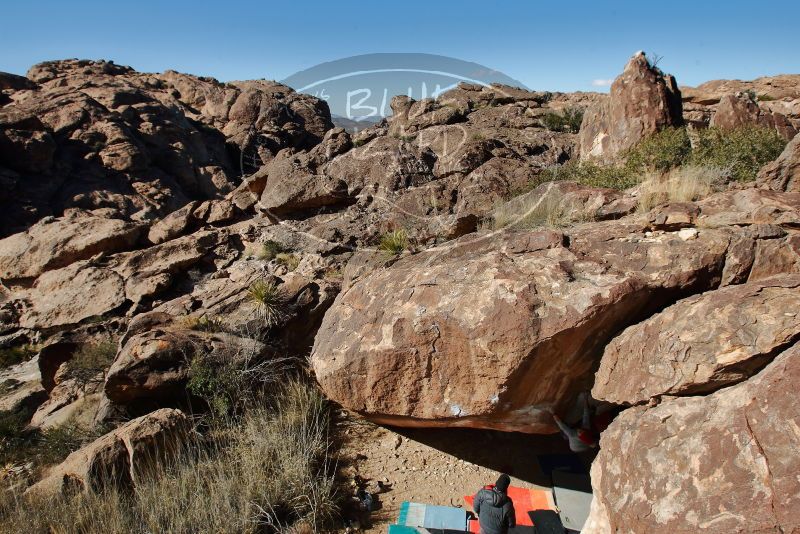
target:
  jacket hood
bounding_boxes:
[487,488,507,507]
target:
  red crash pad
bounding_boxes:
[465,485,555,532]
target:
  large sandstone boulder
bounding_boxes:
[758,132,800,192]
[311,219,738,433]
[580,52,682,164]
[593,275,800,405]
[28,408,189,496]
[585,342,800,533]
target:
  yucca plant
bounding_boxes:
[247,280,286,326]
[378,229,409,255]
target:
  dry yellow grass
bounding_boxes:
[486,185,593,231]
[0,381,337,534]
[637,165,725,213]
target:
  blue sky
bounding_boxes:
[2,0,799,92]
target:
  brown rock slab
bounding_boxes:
[28,408,189,496]
[593,275,800,405]
[758,132,800,192]
[586,342,800,533]
[0,211,144,280]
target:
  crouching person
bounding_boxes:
[473,474,516,534]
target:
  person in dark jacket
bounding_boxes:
[473,474,516,534]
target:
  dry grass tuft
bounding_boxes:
[486,186,594,231]
[0,381,337,534]
[637,165,725,212]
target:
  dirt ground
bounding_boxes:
[334,410,589,532]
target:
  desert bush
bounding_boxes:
[0,345,38,369]
[0,381,338,534]
[322,266,343,280]
[247,279,286,326]
[541,106,584,133]
[378,229,409,255]
[527,125,783,195]
[187,353,241,417]
[36,423,104,466]
[188,330,293,418]
[638,165,726,212]
[0,407,103,474]
[624,127,692,173]
[276,252,301,271]
[64,340,117,390]
[690,126,786,182]
[534,161,640,191]
[248,240,288,261]
[182,314,225,333]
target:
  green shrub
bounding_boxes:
[0,345,38,369]
[534,161,640,191]
[522,125,785,196]
[0,406,103,470]
[624,127,692,173]
[36,423,104,466]
[247,280,286,326]
[378,229,409,255]
[757,94,776,102]
[187,354,241,417]
[690,126,786,182]
[541,107,584,133]
[64,340,117,390]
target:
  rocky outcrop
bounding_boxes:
[103,327,265,409]
[593,275,800,405]
[0,59,332,237]
[580,52,682,164]
[758,132,800,192]
[585,342,800,533]
[3,228,236,331]
[710,92,797,140]
[235,82,580,247]
[683,75,800,104]
[310,185,800,433]
[682,74,800,133]
[28,408,189,496]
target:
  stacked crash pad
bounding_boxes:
[389,502,468,533]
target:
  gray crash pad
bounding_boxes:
[552,470,592,531]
